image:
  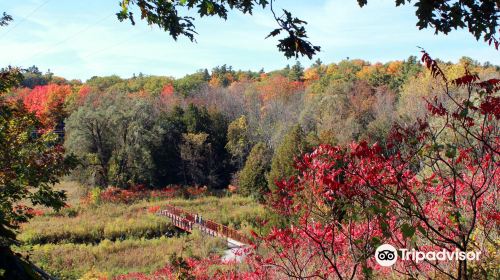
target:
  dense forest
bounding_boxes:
[5,58,499,195]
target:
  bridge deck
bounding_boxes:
[157,205,251,245]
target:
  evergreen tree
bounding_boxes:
[183,103,211,133]
[152,106,186,187]
[282,64,291,77]
[180,132,211,186]
[238,142,271,201]
[267,125,308,191]
[313,58,323,68]
[289,61,304,81]
[202,68,210,81]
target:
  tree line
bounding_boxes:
[4,58,499,200]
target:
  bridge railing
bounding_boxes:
[158,204,252,245]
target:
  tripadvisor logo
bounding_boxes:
[375,244,397,267]
[374,244,481,267]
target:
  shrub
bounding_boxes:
[238,142,271,201]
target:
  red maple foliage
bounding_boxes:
[21,84,72,127]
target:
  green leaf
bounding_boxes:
[371,236,381,247]
[380,220,391,237]
[445,144,457,158]
[401,223,416,239]
[417,225,426,235]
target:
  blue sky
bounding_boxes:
[0,0,498,81]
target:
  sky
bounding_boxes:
[0,0,498,81]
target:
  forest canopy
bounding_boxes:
[2,56,497,194]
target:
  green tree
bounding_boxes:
[86,75,123,92]
[210,64,236,87]
[180,132,211,186]
[65,92,157,187]
[288,61,304,81]
[312,58,323,68]
[183,103,211,133]
[152,106,186,187]
[238,142,271,201]
[65,94,115,187]
[153,104,230,188]
[225,115,251,169]
[20,66,53,89]
[267,124,308,191]
[205,110,231,188]
[0,67,23,93]
[107,97,158,187]
[174,71,208,97]
[390,55,423,90]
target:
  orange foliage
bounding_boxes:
[326,64,338,75]
[22,84,72,127]
[100,186,145,204]
[77,85,91,104]
[208,76,221,87]
[386,61,403,75]
[356,63,386,80]
[258,75,304,103]
[186,185,208,197]
[161,83,175,96]
[26,208,44,217]
[157,84,180,110]
[303,68,320,83]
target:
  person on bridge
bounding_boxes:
[195,214,199,223]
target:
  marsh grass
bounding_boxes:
[17,233,226,279]
[19,201,175,244]
[20,183,269,245]
[16,182,270,278]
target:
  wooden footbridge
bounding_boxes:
[157,205,252,246]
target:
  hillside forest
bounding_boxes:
[5,58,496,192]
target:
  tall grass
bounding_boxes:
[167,195,269,229]
[20,187,269,245]
[19,201,175,244]
[17,181,271,278]
[18,232,226,279]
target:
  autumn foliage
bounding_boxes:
[20,83,71,127]
[247,51,500,279]
[82,185,182,205]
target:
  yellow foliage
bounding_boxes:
[386,61,403,74]
[303,68,319,82]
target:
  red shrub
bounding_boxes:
[147,205,160,214]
